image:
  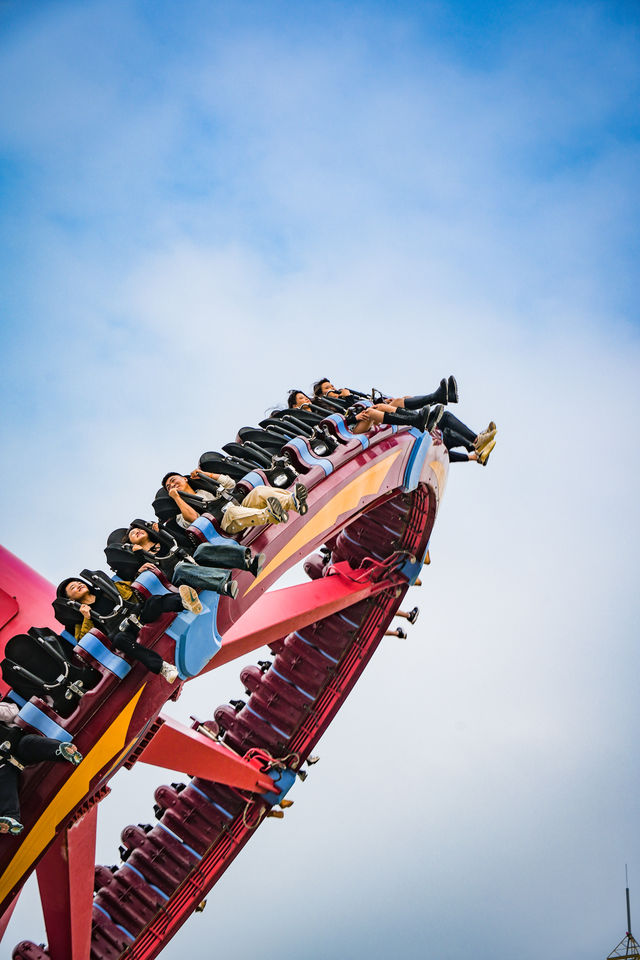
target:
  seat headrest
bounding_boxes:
[106,527,129,546]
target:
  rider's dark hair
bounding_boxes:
[313,378,331,397]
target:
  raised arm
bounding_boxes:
[168,487,199,525]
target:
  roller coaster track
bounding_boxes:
[0,413,448,960]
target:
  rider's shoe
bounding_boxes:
[248,552,266,577]
[266,497,288,524]
[0,816,23,835]
[478,438,496,465]
[56,742,83,766]
[406,606,420,625]
[293,482,308,515]
[474,423,497,452]
[179,584,203,616]
[426,404,445,431]
[160,661,179,683]
[222,579,239,599]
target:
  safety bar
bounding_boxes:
[6,659,70,693]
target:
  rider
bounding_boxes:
[54,576,189,683]
[312,379,444,434]
[311,378,496,461]
[162,470,308,537]
[287,390,314,411]
[0,700,83,836]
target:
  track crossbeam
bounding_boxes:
[136,713,275,793]
[208,561,400,670]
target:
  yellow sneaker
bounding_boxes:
[478,437,496,465]
[474,423,497,452]
[179,584,203,616]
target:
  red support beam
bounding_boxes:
[0,546,59,696]
[136,714,275,793]
[0,889,20,943]
[206,562,398,672]
[36,803,98,960]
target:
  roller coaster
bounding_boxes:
[0,389,449,960]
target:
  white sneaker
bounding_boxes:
[160,661,179,683]
[55,742,83,766]
[0,816,23,835]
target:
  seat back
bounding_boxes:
[152,486,219,524]
[222,441,272,469]
[104,542,145,582]
[4,632,66,685]
[2,630,99,715]
[237,427,286,451]
[258,417,300,438]
[199,452,253,480]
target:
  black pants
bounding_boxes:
[113,593,182,674]
[140,592,183,624]
[0,734,67,821]
[440,411,477,450]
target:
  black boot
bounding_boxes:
[247,552,266,577]
[426,404,444,431]
[344,409,358,425]
[382,406,431,429]
[447,375,459,403]
[403,379,447,409]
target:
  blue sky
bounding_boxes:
[1,1,639,958]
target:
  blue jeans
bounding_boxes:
[193,540,247,570]
[172,561,231,595]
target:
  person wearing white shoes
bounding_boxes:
[54,577,190,682]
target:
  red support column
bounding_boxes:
[0,889,20,943]
[0,545,59,695]
[137,714,275,793]
[36,804,98,960]
[205,562,398,672]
